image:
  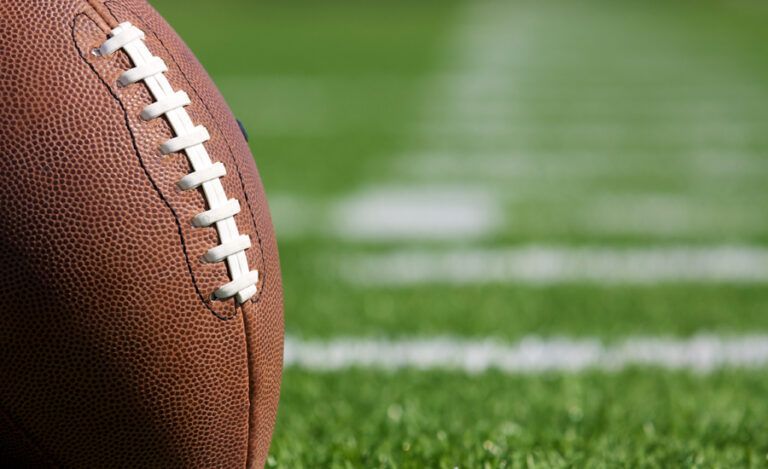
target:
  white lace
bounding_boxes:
[98,22,258,304]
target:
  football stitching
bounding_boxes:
[97,22,260,304]
[128,15,269,305]
[101,0,269,306]
[72,13,231,320]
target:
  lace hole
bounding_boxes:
[91,48,102,57]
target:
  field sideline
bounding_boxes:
[155,0,768,466]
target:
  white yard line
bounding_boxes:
[339,246,768,286]
[331,185,502,241]
[271,186,502,242]
[284,334,768,374]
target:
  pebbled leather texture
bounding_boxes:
[0,0,284,467]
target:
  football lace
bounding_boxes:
[98,22,259,304]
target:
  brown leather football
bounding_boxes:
[0,0,284,467]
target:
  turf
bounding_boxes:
[272,368,768,468]
[284,282,768,341]
[150,0,768,466]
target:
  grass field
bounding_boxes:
[155,0,768,466]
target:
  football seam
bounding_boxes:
[71,12,230,321]
[241,309,257,467]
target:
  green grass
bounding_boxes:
[273,368,768,468]
[150,0,768,466]
[284,282,768,341]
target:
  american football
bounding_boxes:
[0,0,283,467]
[4,0,768,466]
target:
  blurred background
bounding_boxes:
[156,0,768,466]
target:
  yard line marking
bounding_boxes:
[284,335,768,374]
[331,185,502,241]
[270,186,503,241]
[339,246,768,286]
